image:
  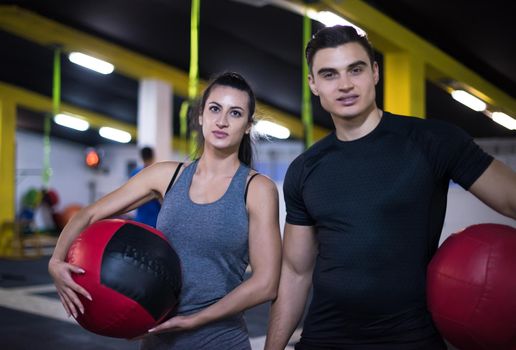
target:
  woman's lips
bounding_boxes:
[212,130,228,138]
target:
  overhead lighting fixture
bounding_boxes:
[451,90,486,112]
[68,52,115,74]
[231,2,367,36]
[99,127,131,143]
[255,120,291,139]
[491,112,516,130]
[53,113,90,131]
[307,10,366,35]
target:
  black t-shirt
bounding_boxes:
[284,112,493,349]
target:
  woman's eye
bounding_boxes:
[231,110,242,117]
[209,105,220,112]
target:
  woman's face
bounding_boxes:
[200,85,252,152]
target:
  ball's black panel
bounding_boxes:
[101,223,182,320]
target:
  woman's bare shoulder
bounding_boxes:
[247,172,278,196]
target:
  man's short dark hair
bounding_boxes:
[305,25,375,72]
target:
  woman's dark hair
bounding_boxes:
[305,25,375,72]
[190,72,255,166]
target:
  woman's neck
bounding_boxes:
[196,151,240,177]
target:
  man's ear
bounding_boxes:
[373,61,380,85]
[308,74,319,96]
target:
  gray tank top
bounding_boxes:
[141,160,252,350]
[156,160,250,315]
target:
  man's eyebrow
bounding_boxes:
[316,60,368,75]
[348,60,368,69]
[316,67,338,76]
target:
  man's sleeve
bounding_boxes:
[283,158,315,226]
[426,122,494,190]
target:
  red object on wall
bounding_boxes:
[85,148,100,168]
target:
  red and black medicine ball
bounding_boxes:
[427,223,516,350]
[65,219,182,338]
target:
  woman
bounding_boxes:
[49,72,282,349]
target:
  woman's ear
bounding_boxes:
[245,119,253,134]
[198,115,203,126]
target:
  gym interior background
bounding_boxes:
[1,1,515,349]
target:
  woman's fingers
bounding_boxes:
[60,289,79,318]
[71,282,92,301]
[51,260,88,318]
[57,292,71,317]
[64,286,84,316]
[69,265,85,274]
[64,264,92,301]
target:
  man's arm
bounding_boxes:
[468,159,516,219]
[265,223,318,350]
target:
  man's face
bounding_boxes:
[308,42,379,121]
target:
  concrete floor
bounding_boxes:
[0,256,458,350]
[0,256,301,350]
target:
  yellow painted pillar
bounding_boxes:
[0,97,16,257]
[384,51,426,118]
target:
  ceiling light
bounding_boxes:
[53,113,89,131]
[68,52,114,74]
[99,127,131,143]
[451,90,486,112]
[307,10,366,36]
[255,120,291,139]
[491,112,516,130]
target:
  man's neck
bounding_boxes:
[333,107,383,141]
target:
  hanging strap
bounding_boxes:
[301,10,313,149]
[43,47,61,187]
[165,162,184,194]
[244,173,260,204]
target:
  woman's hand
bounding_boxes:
[148,314,201,334]
[129,313,203,340]
[48,257,92,318]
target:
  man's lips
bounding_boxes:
[337,95,359,106]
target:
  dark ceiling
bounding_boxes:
[1,0,515,146]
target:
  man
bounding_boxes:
[265,25,516,350]
[130,146,161,227]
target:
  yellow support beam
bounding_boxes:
[384,52,425,117]
[0,6,330,141]
[318,0,516,118]
[0,6,189,97]
[0,95,16,257]
[1,83,191,154]
[0,83,137,139]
